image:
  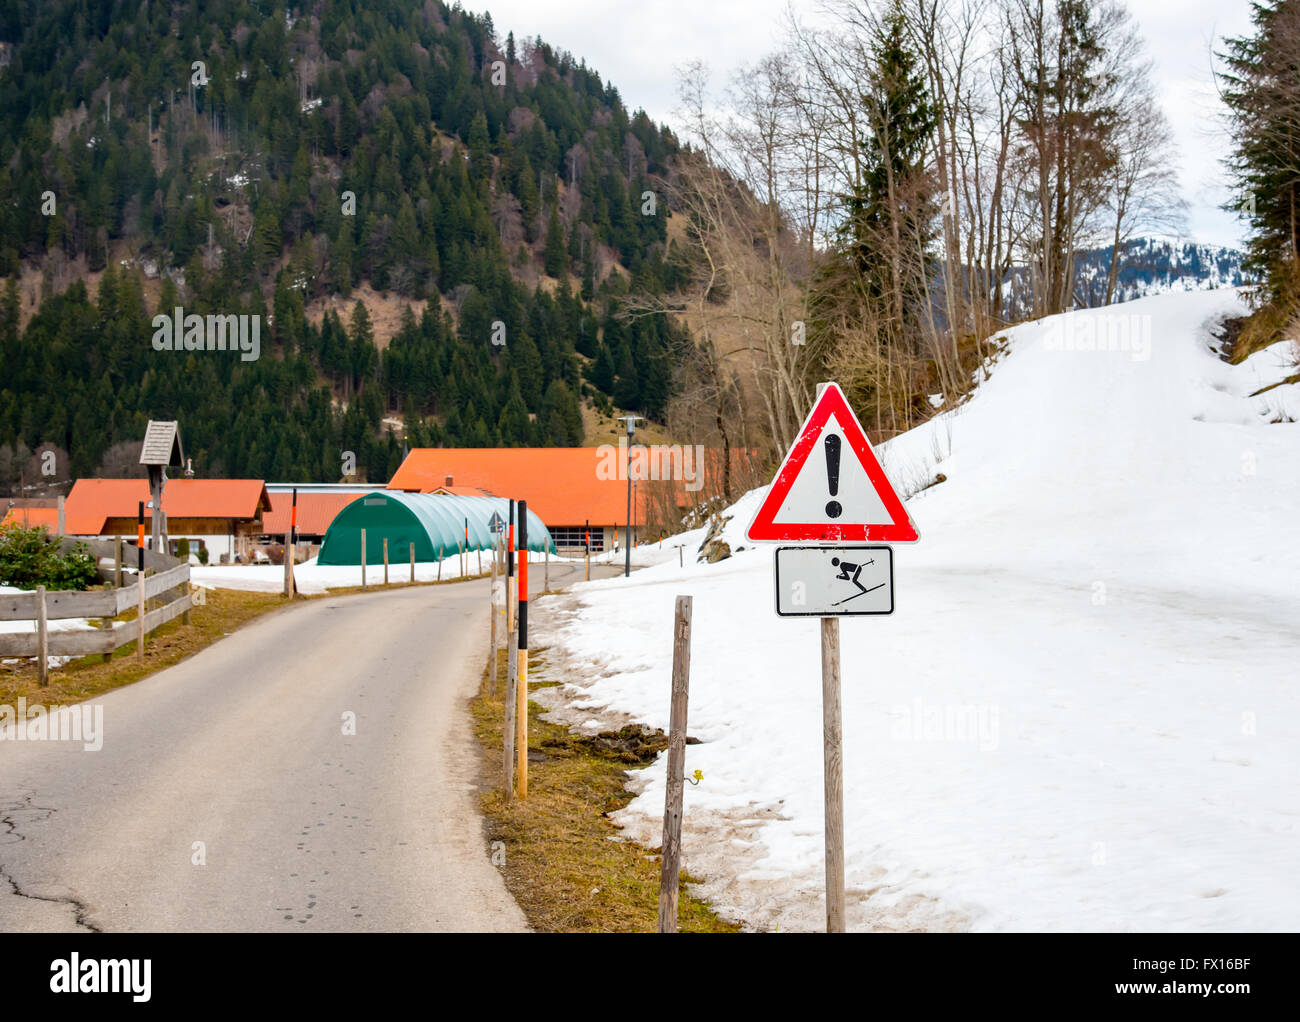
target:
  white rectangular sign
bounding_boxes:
[774,546,894,617]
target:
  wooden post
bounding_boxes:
[503,622,517,800]
[516,501,529,798]
[477,546,482,575]
[100,581,115,662]
[361,528,367,589]
[36,585,49,686]
[383,537,389,586]
[410,542,415,584]
[658,595,693,932]
[821,617,845,933]
[114,536,123,588]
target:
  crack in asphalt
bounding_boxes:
[0,795,101,932]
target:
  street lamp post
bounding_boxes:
[617,414,642,578]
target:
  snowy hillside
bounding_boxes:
[532,288,1300,932]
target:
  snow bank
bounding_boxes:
[534,288,1300,932]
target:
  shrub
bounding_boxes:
[0,522,100,591]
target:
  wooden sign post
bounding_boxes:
[745,381,922,934]
[821,617,845,932]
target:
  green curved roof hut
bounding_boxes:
[316,491,555,565]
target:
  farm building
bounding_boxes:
[316,491,554,566]
[60,478,272,562]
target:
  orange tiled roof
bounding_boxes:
[2,506,60,530]
[262,491,367,535]
[64,478,271,534]
[388,448,656,526]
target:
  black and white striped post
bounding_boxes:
[516,500,529,798]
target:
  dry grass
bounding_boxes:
[471,647,737,933]
[0,587,288,709]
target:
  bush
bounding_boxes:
[0,522,100,591]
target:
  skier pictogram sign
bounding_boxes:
[747,382,919,543]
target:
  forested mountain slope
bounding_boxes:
[0,0,686,484]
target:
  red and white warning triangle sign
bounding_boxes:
[747,382,919,543]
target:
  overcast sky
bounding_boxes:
[473,0,1256,248]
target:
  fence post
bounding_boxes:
[361,528,367,590]
[182,566,191,625]
[114,535,123,588]
[544,544,549,591]
[658,595,693,932]
[383,537,389,586]
[410,542,415,584]
[100,581,114,662]
[36,585,49,686]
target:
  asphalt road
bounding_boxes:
[0,556,621,932]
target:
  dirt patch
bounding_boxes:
[470,648,737,933]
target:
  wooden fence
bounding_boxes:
[0,537,192,683]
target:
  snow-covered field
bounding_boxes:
[192,548,500,594]
[532,289,1300,932]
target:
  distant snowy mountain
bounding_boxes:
[1072,238,1252,305]
[998,238,1251,318]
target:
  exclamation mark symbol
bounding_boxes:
[824,435,842,518]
